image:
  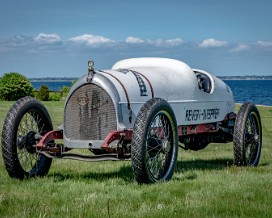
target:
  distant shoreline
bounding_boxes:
[219,76,272,80]
[222,78,272,81]
[28,76,272,82]
[30,80,75,82]
[29,78,78,82]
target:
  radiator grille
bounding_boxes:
[64,84,117,140]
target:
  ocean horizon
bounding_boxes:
[31,79,272,106]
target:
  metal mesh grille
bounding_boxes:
[64,84,117,140]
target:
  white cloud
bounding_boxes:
[146,38,183,47]
[256,41,272,47]
[146,39,163,46]
[34,33,61,44]
[231,44,249,52]
[199,38,227,48]
[69,34,114,46]
[125,36,144,44]
[165,38,183,46]
[0,36,34,52]
[125,37,183,47]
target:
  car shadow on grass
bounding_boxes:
[48,165,134,183]
[176,158,234,172]
[48,158,234,183]
[173,158,234,181]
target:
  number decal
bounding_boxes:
[117,69,148,96]
[185,108,220,121]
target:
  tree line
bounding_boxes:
[0,72,72,101]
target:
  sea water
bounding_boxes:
[31,80,272,106]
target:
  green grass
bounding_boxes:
[0,101,272,217]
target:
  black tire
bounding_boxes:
[131,98,178,184]
[233,102,262,166]
[1,97,53,179]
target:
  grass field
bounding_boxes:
[0,101,271,217]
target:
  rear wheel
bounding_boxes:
[131,98,178,184]
[233,103,262,166]
[1,97,53,179]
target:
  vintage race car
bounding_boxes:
[1,58,262,183]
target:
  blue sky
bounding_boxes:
[0,0,272,77]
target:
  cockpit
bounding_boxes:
[194,70,212,93]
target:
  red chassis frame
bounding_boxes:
[36,113,236,155]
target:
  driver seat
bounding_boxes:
[195,72,211,93]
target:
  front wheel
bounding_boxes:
[1,97,53,179]
[233,103,262,166]
[131,98,178,184]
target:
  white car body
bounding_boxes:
[63,58,235,149]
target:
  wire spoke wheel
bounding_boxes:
[146,112,173,180]
[131,98,178,184]
[244,112,261,165]
[1,97,53,179]
[17,112,46,173]
[234,102,262,166]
